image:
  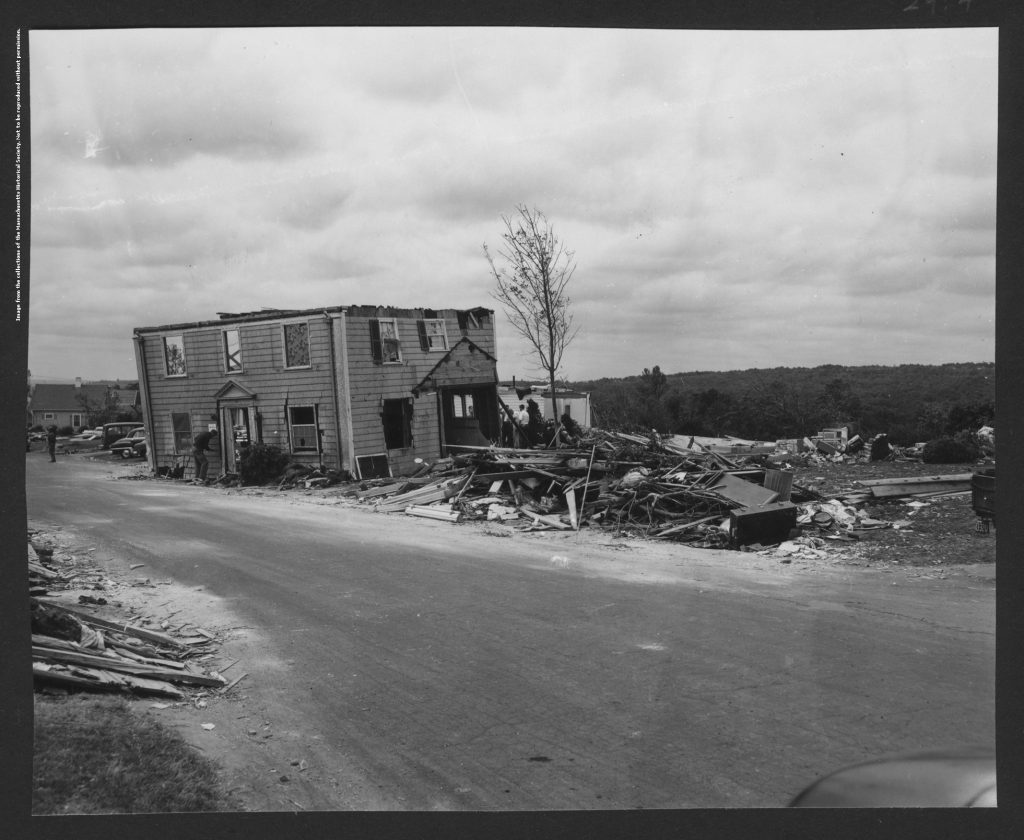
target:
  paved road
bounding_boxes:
[26,452,996,809]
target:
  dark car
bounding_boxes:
[110,428,147,458]
[789,747,996,807]
[101,422,144,449]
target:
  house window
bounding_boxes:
[289,406,318,452]
[283,322,310,368]
[163,335,187,376]
[420,319,448,352]
[43,412,55,420]
[370,318,402,364]
[450,393,475,418]
[223,329,242,372]
[171,412,193,453]
[382,398,412,449]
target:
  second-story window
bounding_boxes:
[163,335,187,377]
[370,318,402,364]
[283,322,310,368]
[223,329,242,372]
[419,318,448,352]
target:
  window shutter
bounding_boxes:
[369,319,382,363]
[417,320,429,352]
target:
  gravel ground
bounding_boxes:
[790,458,995,568]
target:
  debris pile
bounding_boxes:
[337,430,984,553]
[28,536,243,700]
[31,598,231,700]
[345,431,821,549]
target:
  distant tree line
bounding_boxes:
[576,363,994,445]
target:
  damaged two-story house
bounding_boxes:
[132,305,500,480]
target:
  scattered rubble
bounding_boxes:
[311,429,982,552]
[28,530,238,701]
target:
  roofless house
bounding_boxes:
[133,305,499,480]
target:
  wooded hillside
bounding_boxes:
[572,362,995,445]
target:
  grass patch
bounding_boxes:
[33,693,236,814]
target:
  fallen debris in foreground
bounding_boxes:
[27,534,234,700]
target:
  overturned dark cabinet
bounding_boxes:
[730,502,798,546]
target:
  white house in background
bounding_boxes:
[497,384,592,427]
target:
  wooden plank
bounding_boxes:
[866,476,972,498]
[37,602,189,649]
[710,473,779,507]
[763,469,794,503]
[33,645,225,686]
[405,505,461,522]
[565,486,579,530]
[521,510,573,530]
[861,473,973,486]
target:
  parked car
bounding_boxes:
[131,437,147,458]
[788,747,996,807]
[63,431,104,452]
[101,422,144,449]
[110,428,147,458]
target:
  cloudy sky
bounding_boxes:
[28,26,997,383]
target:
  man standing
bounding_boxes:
[46,425,58,463]
[193,427,219,484]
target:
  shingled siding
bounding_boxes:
[138,316,342,473]
[343,308,496,476]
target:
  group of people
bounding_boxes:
[501,398,582,448]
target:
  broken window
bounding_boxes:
[289,405,318,452]
[283,322,310,368]
[171,412,192,453]
[223,329,242,372]
[419,318,448,352]
[456,309,489,335]
[163,335,187,377]
[370,318,402,364]
[450,393,476,418]
[382,398,412,449]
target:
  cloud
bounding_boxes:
[27,27,996,381]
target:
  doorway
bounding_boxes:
[221,404,253,474]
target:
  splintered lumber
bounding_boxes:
[43,602,188,649]
[219,672,249,694]
[32,645,226,687]
[405,505,461,522]
[375,476,468,512]
[31,634,80,651]
[32,662,185,698]
[356,482,402,499]
[28,560,57,579]
[33,661,121,692]
[565,485,579,529]
[521,510,573,530]
[106,641,186,669]
[652,515,724,538]
[860,473,973,499]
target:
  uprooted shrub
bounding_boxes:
[921,436,979,464]
[237,442,291,486]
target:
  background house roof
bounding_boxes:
[29,383,140,411]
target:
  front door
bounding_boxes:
[221,405,252,473]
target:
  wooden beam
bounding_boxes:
[37,601,188,649]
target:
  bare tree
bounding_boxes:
[484,205,579,422]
